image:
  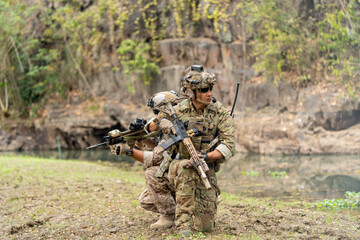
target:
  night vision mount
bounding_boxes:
[185,65,204,75]
[190,65,204,72]
[182,65,205,85]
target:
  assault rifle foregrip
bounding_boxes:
[182,138,212,189]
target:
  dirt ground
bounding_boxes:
[1,155,359,239]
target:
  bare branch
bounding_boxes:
[10,36,25,73]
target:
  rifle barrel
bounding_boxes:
[85,142,107,150]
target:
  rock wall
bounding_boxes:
[1,0,360,154]
[235,83,360,155]
[83,37,250,108]
[1,80,360,154]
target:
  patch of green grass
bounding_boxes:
[221,192,241,204]
[317,191,360,210]
[268,171,287,178]
[238,234,262,240]
[242,171,260,177]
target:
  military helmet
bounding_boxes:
[181,65,216,90]
[180,65,216,101]
[147,90,179,115]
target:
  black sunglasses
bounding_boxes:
[199,86,213,93]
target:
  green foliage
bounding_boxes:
[1,0,360,118]
[189,231,206,239]
[317,191,360,211]
[268,171,287,178]
[221,192,241,204]
[242,171,260,177]
[117,39,160,91]
[317,1,360,93]
[0,1,71,117]
[241,0,360,91]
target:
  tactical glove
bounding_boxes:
[159,118,173,134]
[110,143,129,155]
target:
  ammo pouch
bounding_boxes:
[155,153,172,178]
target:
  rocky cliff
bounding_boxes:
[1,0,360,154]
[1,79,360,155]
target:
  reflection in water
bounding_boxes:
[218,153,360,202]
[4,150,360,202]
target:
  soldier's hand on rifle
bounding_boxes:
[159,118,173,134]
[110,143,129,155]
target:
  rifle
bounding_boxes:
[160,103,212,189]
[86,129,146,150]
[86,118,157,150]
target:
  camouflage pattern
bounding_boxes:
[182,67,216,90]
[138,166,176,217]
[169,160,218,231]
[147,91,179,117]
[168,98,235,232]
[180,68,216,101]
[137,137,176,218]
[176,99,235,158]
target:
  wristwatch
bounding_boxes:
[125,147,134,156]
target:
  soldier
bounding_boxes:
[109,91,178,230]
[168,65,235,236]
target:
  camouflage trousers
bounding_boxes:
[138,166,176,217]
[168,159,219,232]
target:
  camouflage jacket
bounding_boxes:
[174,99,235,161]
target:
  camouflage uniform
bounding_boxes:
[168,97,235,231]
[138,142,176,217]
[137,92,179,220]
[138,166,175,217]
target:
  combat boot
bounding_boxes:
[150,214,175,229]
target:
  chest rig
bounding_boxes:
[177,100,220,158]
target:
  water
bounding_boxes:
[218,153,360,202]
[4,150,360,203]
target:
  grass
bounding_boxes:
[268,171,288,178]
[317,191,360,210]
[1,154,360,239]
[242,171,260,177]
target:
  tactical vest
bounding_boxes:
[176,99,221,158]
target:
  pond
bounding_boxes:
[4,150,360,203]
[218,153,360,203]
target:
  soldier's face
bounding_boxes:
[196,87,213,104]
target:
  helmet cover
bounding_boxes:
[147,90,179,115]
